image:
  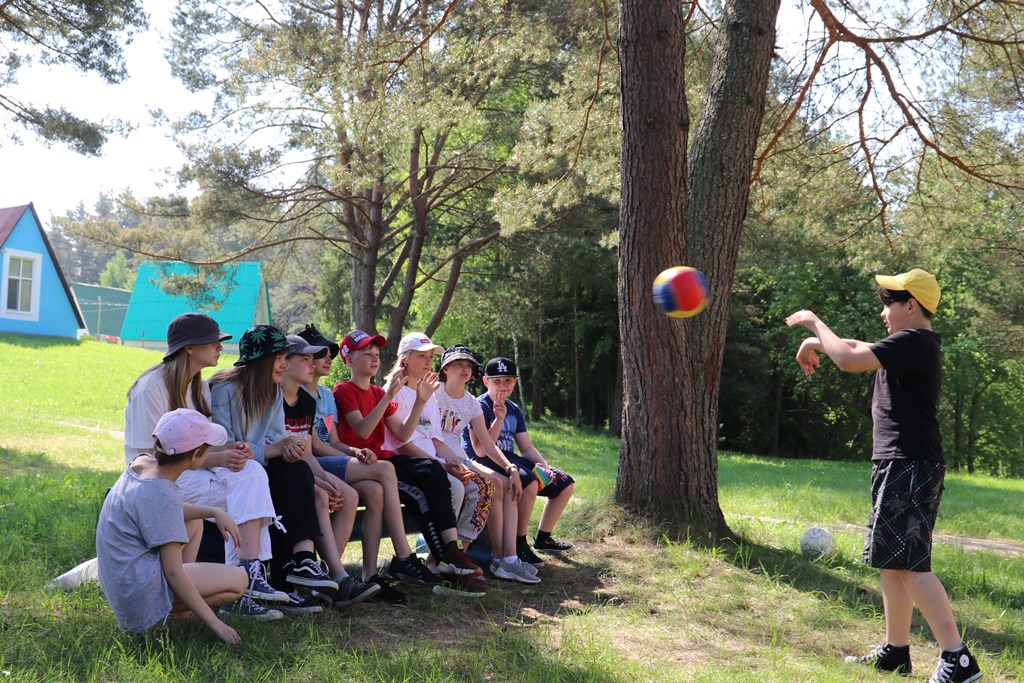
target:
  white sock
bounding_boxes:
[502,556,518,566]
[332,571,348,582]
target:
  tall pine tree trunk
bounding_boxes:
[616,0,781,540]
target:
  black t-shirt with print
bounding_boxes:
[283,387,317,436]
[869,328,943,463]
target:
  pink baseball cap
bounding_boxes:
[153,408,228,455]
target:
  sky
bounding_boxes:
[0,5,209,222]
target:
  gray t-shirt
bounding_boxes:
[96,463,188,633]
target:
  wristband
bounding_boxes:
[505,464,515,475]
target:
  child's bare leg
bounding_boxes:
[517,481,539,536]
[880,569,914,647]
[897,569,962,650]
[501,480,518,557]
[173,563,247,613]
[345,460,414,558]
[538,482,574,533]
[314,482,356,578]
[183,518,204,564]
[351,480,383,580]
[485,475,506,560]
[236,519,261,560]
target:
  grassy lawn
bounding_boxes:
[1,333,1023,681]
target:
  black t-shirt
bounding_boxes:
[869,328,943,463]
[283,387,317,436]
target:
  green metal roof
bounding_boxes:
[71,282,132,337]
[120,261,271,343]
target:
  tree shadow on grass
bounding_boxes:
[722,534,1023,664]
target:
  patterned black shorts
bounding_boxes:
[862,459,945,572]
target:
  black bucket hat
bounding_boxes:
[296,323,339,359]
[439,344,482,381]
[234,324,290,366]
[164,313,232,361]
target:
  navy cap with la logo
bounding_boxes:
[483,357,517,378]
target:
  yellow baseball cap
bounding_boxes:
[875,268,940,314]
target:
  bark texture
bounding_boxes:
[616,0,781,540]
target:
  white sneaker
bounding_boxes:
[493,558,541,584]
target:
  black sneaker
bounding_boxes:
[926,646,982,683]
[280,590,324,614]
[534,535,574,554]
[285,558,338,593]
[332,575,381,607]
[367,574,407,604]
[387,554,442,586]
[516,538,545,568]
[845,643,912,675]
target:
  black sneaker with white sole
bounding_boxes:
[516,538,545,568]
[280,590,324,614]
[332,575,381,607]
[926,646,982,683]
[845,643,912,675]
[533,535,574,554]
[387,554,441,586]
[285,558,338,592]
[367,574,407,604]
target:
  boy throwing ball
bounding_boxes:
[786,268,981,683]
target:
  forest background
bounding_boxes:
[10,0,1024,479]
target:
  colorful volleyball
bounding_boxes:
[652,266,708,318]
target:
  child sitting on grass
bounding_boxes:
[96,408,247,644]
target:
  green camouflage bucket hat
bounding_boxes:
[234,324,290,366]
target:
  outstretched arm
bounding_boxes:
[785,310,881,374]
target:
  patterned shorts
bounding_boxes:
[862,459,945,572]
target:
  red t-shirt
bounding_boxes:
[332,381,398,458]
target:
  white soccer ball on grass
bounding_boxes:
[799,527,836,558]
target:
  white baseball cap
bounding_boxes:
[153,408,228,455]
[397,332,444,356]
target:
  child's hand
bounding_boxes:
[213,509,241,548]
[796,338,822,376]
[282,435,306,462]
[509,469,523,502]
[784,309,821,331]
[492,399,507,423]
[415,372,440,402]
[444,462,473,483]
[211,619,241,645]
[385,371,408,399]
[352,447,376,464]
[215,446,249,472]
[237,442,254,459]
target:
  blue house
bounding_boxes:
[0,203,85,338]
[120,261,271,353]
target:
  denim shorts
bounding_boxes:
[315,454,352,482]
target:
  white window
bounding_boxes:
[1,249,42,321]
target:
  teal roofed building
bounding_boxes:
[120,261,271,352]
[72,282,132,341]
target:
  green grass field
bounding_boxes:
[1,333,1023,681]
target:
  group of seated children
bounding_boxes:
[97,314,576,642]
